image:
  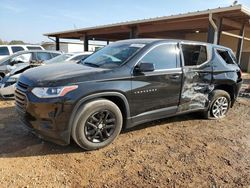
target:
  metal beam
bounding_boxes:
[55,37,60,51]
[84,35,89,51]
[236,23,245,64]
[207,22,216,44]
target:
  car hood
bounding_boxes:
[20,63,109,86]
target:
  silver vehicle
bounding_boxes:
[0,50,62,82]
[0,52,91,98]
[44,52,92,64]
[0,63,30,98]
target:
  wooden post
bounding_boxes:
[236,23,245,65]
[129,27,138,39]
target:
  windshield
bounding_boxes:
[81,43,145,68]
[45,54,73,64]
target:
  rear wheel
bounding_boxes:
[205,90,231,119]
[72,99,123,150]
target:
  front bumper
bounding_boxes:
[0,83,15,98]
[15,87,75,146]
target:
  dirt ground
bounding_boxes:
[0,76,250,187]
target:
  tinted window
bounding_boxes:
[217,50,235,64]
[182,44,207,66]
[36,52,52,61]
[11,46,25,53]
[0,47,10,55]
[140,44,178,70]
[27,46,42,50]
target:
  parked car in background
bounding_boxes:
[44,52,93,64]
[0,50,62,82]
[0,45,45,60]
[0,63,31,98]
[15,39,242,150]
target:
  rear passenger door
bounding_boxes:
[179,43,213,112]
[131,43,183,120]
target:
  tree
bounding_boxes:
[0,39,8,45]
[8,40,25,45]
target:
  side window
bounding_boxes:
[27,46,43,50]
[217,50,235,64]
[0,47,10,55]
[11,46,25,53]
[51,53,60,58]
[140,44,178,70]
[36,52,52,61]
[182,44,207,66]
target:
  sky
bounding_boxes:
[0,0,250,44]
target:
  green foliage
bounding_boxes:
[0,39,25,45]
[8,40,25,45]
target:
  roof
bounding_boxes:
[44,4,250,40]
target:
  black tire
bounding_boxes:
[204,90,231,119]
[71,99,123,150]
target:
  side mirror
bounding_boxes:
[135,62,155,72]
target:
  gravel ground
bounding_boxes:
[0,74,249,187]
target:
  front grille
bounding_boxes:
[17,81,28,92]
[15,81,29,113]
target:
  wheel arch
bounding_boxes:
[213,84,236,107]
[68,92,130,141]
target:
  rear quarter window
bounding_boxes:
[0,47,10,55]
[216,49,236,65]
[182,44,207,66]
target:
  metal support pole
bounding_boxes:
[217,18,223,45]
[84,35,89,52]
[55,37,60,51]
[236,23,245,64]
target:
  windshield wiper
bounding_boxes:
[83,62,100,67]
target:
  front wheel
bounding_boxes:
[71,99,123,150]
[205,90,231,119]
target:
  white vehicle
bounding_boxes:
[44,52,93,64]
[0,45,45,60]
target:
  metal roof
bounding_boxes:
[44,4,250,37]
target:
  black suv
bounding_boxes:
[15,39,242,150]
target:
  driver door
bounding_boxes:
[130,43,183,122]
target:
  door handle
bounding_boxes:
[169,74,180,79]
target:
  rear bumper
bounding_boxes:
[232,80,242,106]
[15,89,74,146]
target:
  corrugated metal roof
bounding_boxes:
[44,4,249,36]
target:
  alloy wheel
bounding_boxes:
[84,110,116,143]
[211,97,229,118]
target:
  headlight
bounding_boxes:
[31,85,78,98]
